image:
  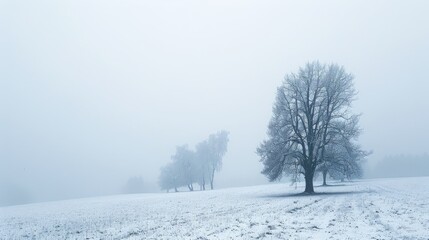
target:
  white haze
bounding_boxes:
[1,0,428,205]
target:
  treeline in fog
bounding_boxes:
[368,154,429,178]
[159,131,229,192]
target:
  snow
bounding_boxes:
[1,177,429,239]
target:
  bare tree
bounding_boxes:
[206,131,229,190]
[195,140,211,190]
[173,145,197,191]
[158,130,229,192]
[258,61,362,193]
[122,176,145,194]
[159,145,198,192]
[158,163,179,192]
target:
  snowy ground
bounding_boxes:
[1,177,429,240]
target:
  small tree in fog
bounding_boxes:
[195,140,211,190]
[159,163,179,192]
[159,146,199,192]
[172,145,198,191]
[122,176,145,194]
[258,62,364,193]
[206,131,229,190]
[158,130,229,192]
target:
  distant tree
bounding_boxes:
[258,62,364,193]
[158,146,199,192]
[0,183,33,206]
[159,164,179,192]
[195,140,211,190]
[172,145,198,191]
[206,131,229,190]
[122,176,145,194]
[158,130,229,192]
[369,154,429,178]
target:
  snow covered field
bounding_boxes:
[1,177,428,240]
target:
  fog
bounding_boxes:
[1,0,428,206]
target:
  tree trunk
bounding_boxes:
[188,184,194,191]
[174,187,178,192]
[322,170,328,186]
[210,168,215,190]
[304,171,315,193]
[202,177,205,191]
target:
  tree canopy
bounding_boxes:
[159,130,229,192]
[258,61,367,193]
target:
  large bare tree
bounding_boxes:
[258,61,362,193]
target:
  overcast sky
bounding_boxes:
[1,0,428,205]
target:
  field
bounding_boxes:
[1,177,428,239]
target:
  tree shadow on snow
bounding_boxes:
[261,190,371,199]
[315,183,347,187]
[315,181,362,187]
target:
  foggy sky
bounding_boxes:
[1,0,429,205]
